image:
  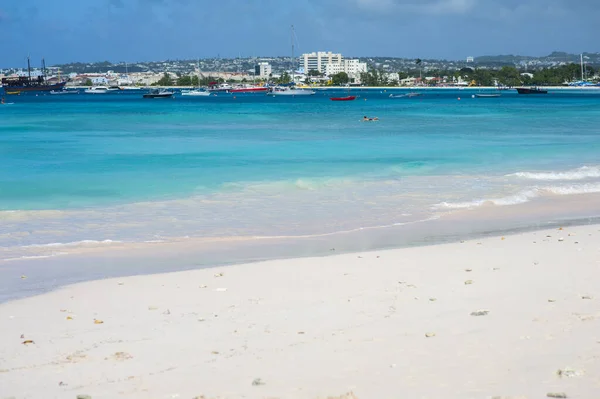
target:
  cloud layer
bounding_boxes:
[0,0,596,66]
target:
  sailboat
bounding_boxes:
[182,59,212,96]
[2,57,66,93]
[269,25,315,97]
[120,63,141,90]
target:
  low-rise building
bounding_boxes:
[255,62,272,78]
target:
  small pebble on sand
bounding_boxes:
[470,310,490,316]
[464,280,474,285]
[546,393,567,398]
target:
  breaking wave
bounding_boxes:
[507,166,600,181]
[435,183,600,209]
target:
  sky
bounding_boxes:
[0,0,597,67]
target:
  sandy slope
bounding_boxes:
[1,225,599,399]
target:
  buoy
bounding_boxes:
[458,97,461,100]
[471,95,475,98]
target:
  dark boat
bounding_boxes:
[143,89,174,98]
[1,57,66,93]
[330,96,357,101]
[516,87,548,94]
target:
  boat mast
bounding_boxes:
[42,58,46,82]
[580,54,584,81]
[27,56,32,81]
[290,25,294,83]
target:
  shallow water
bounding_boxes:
[1,88,600,262]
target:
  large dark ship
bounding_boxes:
[2,58,66,93]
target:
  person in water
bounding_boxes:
[363,115,379,121]
[1,97,5,105]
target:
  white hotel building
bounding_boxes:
[301,51,367,77]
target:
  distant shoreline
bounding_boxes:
[68,85,600,90]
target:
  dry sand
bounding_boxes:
[1,225,599,399]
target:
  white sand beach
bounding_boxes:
[1,225,599,399]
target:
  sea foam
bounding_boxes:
[507,166,600,181]
[435,183,600,209]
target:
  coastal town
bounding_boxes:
[1,51,599,90]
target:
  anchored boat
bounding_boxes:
[1,57,66,93]
[516,87,548,94]
[330,95,357,101]
[143,89,174,98]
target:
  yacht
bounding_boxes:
[181,89,212,96]
[84,86,111,94]
[207,83,233,93]
[268,86,315,96]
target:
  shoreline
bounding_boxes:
[3,191,600,304]
[1,224,599,398]
[64,85,600,91]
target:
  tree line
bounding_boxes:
[357,63,597,87]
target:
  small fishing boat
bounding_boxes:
[143,89,174,98]
[389,93,422,98]
[50,89,79,95]
[330,96,356,101]
[474,93,501,98]
[516,87,548,94]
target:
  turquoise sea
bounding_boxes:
[1,88,600,263]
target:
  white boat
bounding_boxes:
[49,89,79,95]
[181,89,212,96]
[268,86,315,96]
[84,86,110,94]
[120,86,142,90]
[207,83,233,92]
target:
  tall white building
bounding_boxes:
[302,51,367,77]
[302,51,343,74]
[255,62,272,78]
